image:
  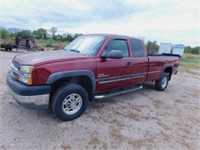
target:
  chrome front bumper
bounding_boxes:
[7,71,50,110]
[7,86,49,109]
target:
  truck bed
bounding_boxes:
[146,55,179,82]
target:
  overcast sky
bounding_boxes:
[1,0,199,47]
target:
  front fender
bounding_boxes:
[46,70,96,92]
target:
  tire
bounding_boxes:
[52,83,89,121]
[155,73,169,91]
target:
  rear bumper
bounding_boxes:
[6,71,51,110]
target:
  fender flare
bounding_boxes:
[47,70,96,92]
[160,64,173,80]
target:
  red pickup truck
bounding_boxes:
[7,34,179,121]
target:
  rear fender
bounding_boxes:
[160,64,173,80]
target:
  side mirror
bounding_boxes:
[102,50,123,59]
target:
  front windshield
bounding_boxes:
[64,35,107,56]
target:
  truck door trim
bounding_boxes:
[98,73,145,84]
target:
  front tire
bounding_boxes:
[155,73,169,91]
[52,84,89,121]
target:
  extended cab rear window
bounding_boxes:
[131,39,144,57]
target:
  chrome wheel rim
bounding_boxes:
[62,93,82,115]
[161,76,168,89]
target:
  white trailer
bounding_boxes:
[159,43,172,54]
[171,45,185,57]
[159,43,184,57]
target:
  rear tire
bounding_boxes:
[52,83,89,121]
[155,73,169,91]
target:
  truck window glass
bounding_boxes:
[106,39,129,57]
[64,35,107,56]
[131,39,144,57]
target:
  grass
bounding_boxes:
[37,39,69,49]
[180,53,200,70]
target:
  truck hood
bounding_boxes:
[14,50,86,65]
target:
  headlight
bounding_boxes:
[20,65,34,74]
[19,65,34,85]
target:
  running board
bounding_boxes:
[94,85,143,99]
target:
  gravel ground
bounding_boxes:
[0,50,200,150]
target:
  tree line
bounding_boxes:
[0,27,199,54]
[184,46,199,54]
[0,27,82,42]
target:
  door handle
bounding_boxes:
[126,62,133,66]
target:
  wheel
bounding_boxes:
[155,73,169,91]
[52,83,89,121]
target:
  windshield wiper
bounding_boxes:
[70,49,80,53]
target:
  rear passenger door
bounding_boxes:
[130,39,148,84]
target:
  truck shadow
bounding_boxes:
[8,83,157,122]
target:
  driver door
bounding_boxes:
[96,38,133,92]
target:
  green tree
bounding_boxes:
[65,34,73,42]
[16,30,32,38]
[184,46,190,53]
[191,47,200,54]
[33,28,47,39]
[184,46,200,54]
[49,27,57,38]
[0,29,9,41]
[54,34,63,41]
[146,41,159,54]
